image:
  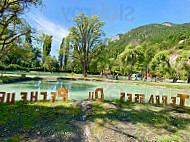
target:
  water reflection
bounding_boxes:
[0,80,189,106]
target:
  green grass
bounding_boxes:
[87,101,190,141]
[0,70,79,77]
[0,101,82,141]
[0,101,190,141]
[127,81,190,89]
[0,76,24,81]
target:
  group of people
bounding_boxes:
[100,72,119,80]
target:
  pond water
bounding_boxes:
[0,80,190,106]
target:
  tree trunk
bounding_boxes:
[109,66,112,74]
[173,77,178,83]
[83,62,87,77]
[60,59,63,71]
[85,66,87,76]
[172,70,179,83]
[141,69,143,81]
[188,71,190,83]
[173,73,179,83]
[83,67,87,77]
[128,54,134,80]
[173,66,180,83]
[64,55,68,71]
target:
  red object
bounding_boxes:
[143,73,156,78]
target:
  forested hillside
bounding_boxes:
[107,23,190,57]
[97,23,190,82]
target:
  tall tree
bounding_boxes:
[64,36,70,71]
[42,34,52,63]
[32,47,41,67]
[45,56,59,72]
[149,50,180,83]
[176,50,190,83]
[118,44,142,80]
[69,12,105,76]
[59,36,70,71]
[59,38,65,71]
[0,0,42,59]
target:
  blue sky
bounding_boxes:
[24,0,190,57]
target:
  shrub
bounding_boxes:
[6,64,25,71]
[0,65,6,70]
[30,67,44,71]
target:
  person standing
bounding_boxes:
[113,73,115,78]
[105,72,108,78]
[116,73,119,80]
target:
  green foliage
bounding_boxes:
[118,44,144,78]
[0,0,43,59]
[45,56,59,72]
[2,38,42,70]
[5,64,25,71]
[29,67,44,71]
[59,36,70,71]
[176,50,190,80]
[104,23,190,81]
[149,49,190,81]
[107,23,190,61]
[0,64,6,70]
[59,38,65,71]
[69,12,105,76]
[43,34,52,63]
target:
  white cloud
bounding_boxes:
[25,12,70,57]
[31,13,69,43]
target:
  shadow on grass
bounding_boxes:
[1,100,190,141]
[88,101,190,134]
[0,77,43,84]
[0,101,84,142]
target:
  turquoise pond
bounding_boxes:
[0,80,190,106]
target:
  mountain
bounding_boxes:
[106,34,124,45]
[104,22,190,81]
[107,22,190,58]
[162,22,174,26]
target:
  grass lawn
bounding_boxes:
[0,101,82,142]
[88,101,190,141]
[0,101,190,141]
[0,71,76,77]
[127,81,190,90]
[0,76,24,81]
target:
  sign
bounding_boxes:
[0,88,189,106]
[0,88,68,104]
